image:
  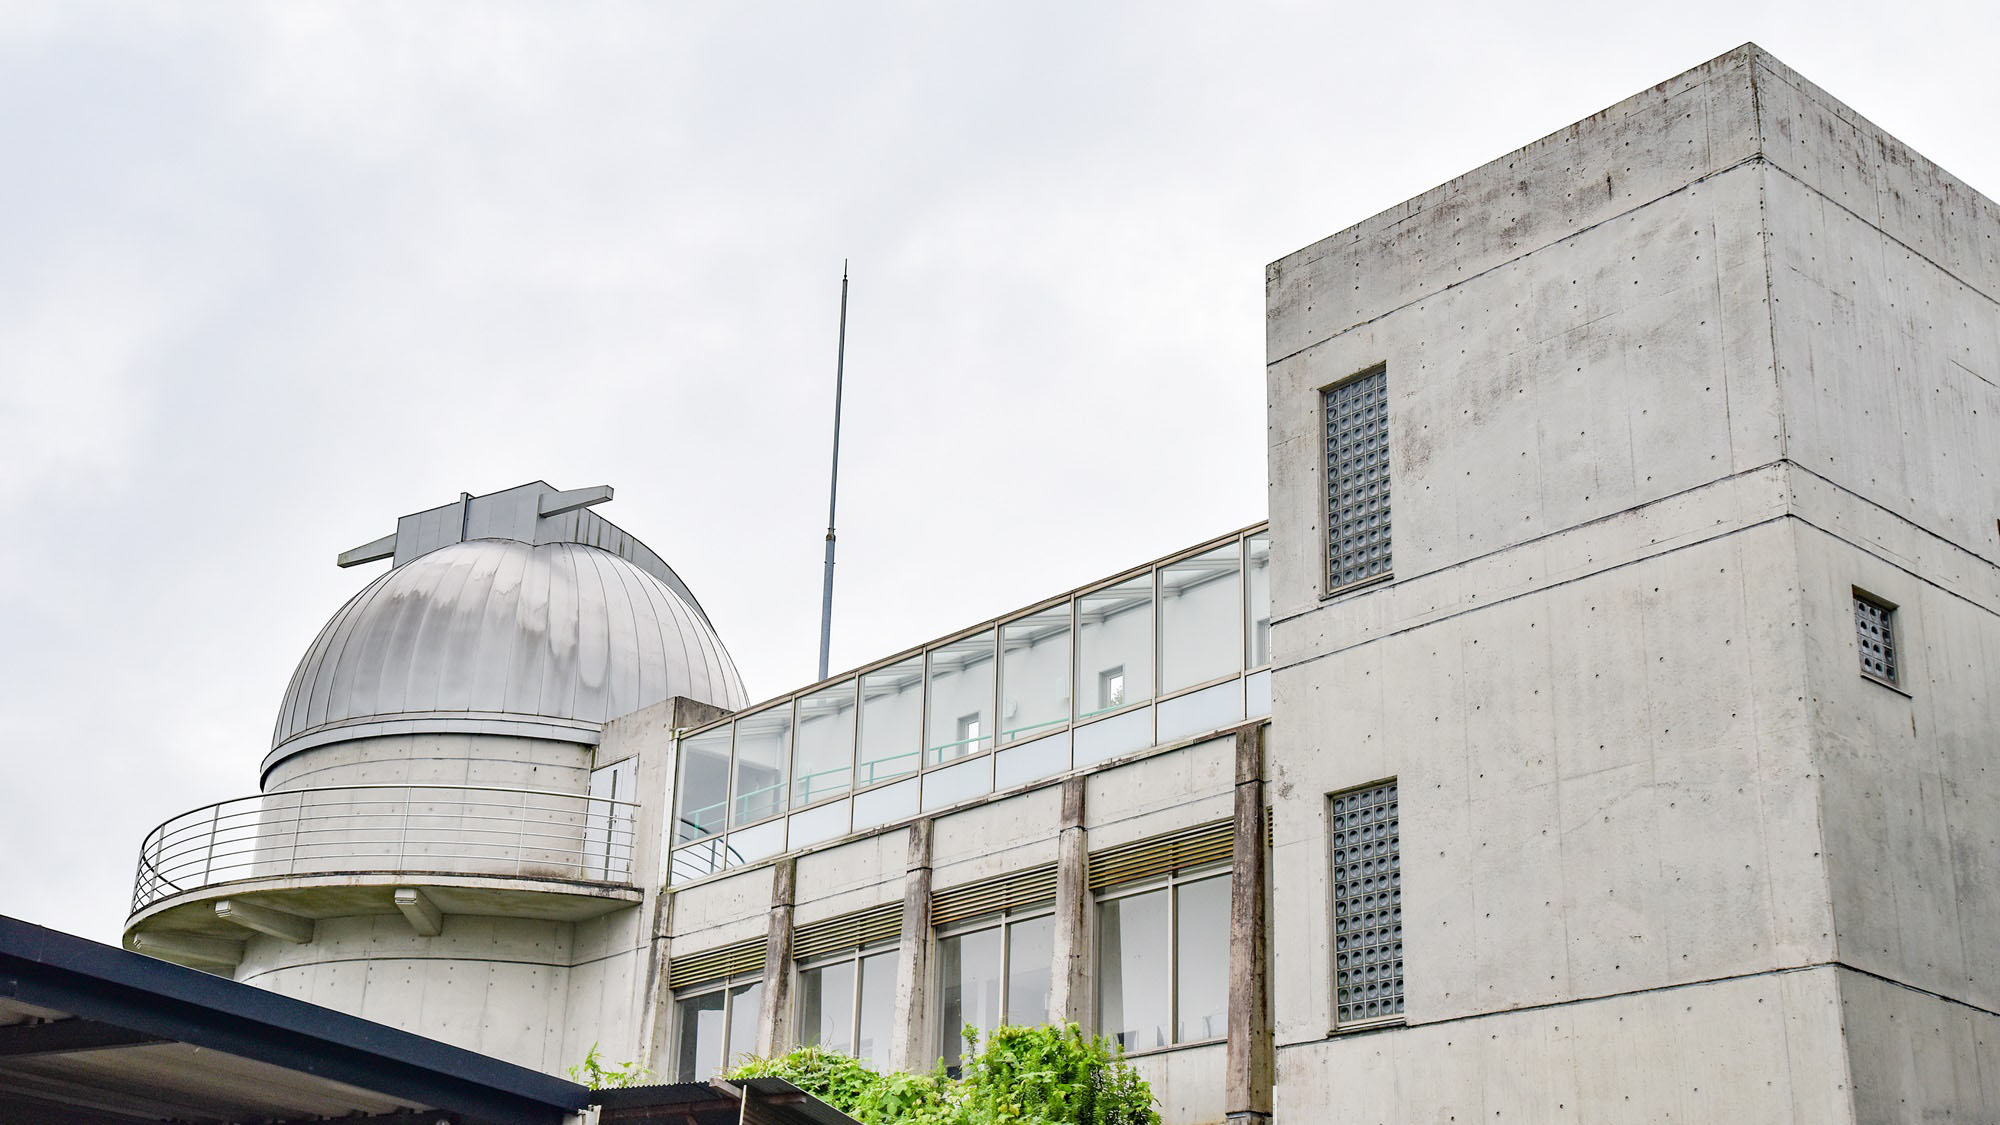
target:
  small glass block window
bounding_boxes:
[1331,779,1402,1025]
[1855,592,1899,686]
[1323,367,1391,592]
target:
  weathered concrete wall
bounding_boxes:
[1128,1043,1228,1125]
[1837,967,2000,1120]
[1273,968,1853,1123]
[263,731,592,791]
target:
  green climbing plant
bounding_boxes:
[568,1041,652,1089]
[727,1023,1160,1125]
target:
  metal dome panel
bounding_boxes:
[268,538,747,768]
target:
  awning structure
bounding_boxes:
[0,914,591,1124]
[0,915,861,1125]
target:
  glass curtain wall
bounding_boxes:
[936,909,1054,1068]
[1096,869,1229,1053]
[669,528,1274,883]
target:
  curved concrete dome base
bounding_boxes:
[268,538,747,778]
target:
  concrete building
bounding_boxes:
[121,45,1998,1122]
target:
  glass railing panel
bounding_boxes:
[926,629,995,767]
[730,707,790,827]
[1077,576,1152,720]
[1246,532,1271,669]
[1000,605,1071,746]
[677,728,733,843]
[793,680,857,808]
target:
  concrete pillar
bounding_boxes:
[887,819,935,1073]
[1048,776,1090,1027]
[637,888,676,1073]
[1225,722,1273,1124]
[755,858,796,1057]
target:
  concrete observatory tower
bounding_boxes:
[123,482,747,1070]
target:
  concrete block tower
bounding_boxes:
[1264,44,1999,1121]
[123,482,746,1073]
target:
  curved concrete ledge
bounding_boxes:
[125,869,644,956]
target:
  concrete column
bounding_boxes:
[637,888,676,1073]
[1048,776,1090,1028]
[1225,722,1273,1124]
[887,819,935,1073]
[755,858,796,1057]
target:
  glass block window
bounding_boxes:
[1324,367,1391,592]
[1855,592,1899,686]
[1331,779,1402,1025]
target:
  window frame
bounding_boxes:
[933,902,1056,1066]
[1320,364,1393,599]
[1092,861,1231,1056]
[1853,587,1905,692]
[670,972,764,1082]
[793,941,900,1068]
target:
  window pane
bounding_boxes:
[1159,545,1241,694]
[1324,368,1391,589]
[937,927,1002,1068]
[858,657,923,788]
[675,990,726,1080]
[793,681,857,808]
[1855,594,1899,684]
[1077,577,1152,719]
[798,960,856,1054]
[856,951,900,1070]
[1175,875,1230,1043]
[1005,914,1054,1027]
[726,981,763,1069]
[927,629,995,766]
[1000,606,1071,745]
[676,729,732,842]
[731,709,790,826]
[1096,890,1170,1053]
[1246,533,1271,668]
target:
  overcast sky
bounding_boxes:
[3,2,1995,944]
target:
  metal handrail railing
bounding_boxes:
[130,784,640,915]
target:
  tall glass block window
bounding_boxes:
[926,629,995,766]
[1077,576,1152,720]
[1324,366,1391,592]
[1159,544,1242,695]
[793,680,857,808]
[676,728,733,842]
[674,977,762,1080]
[1096,868,1229,1053]
[858,656,923,789]
[730,708,790,826]
[1245,532,1271,668]
[798,946,899,1070]
[937,908,1053,1068]
[1000,606,1071,745]
[1331,780,1402,1026]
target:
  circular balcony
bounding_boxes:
[125,784,644,962]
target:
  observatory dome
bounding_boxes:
[267,537,748,771]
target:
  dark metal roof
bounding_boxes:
[592,1078,862,1125]
[0,914,591,1124]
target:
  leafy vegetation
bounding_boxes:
[568,1041,652,1088]
[727,1023,1160,1125]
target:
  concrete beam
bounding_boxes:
[335,531,397,568]
[213,899,314,945]
[128,932,243,969]
[1226,722,1273,1123]
[1048,777,1090,1027]
[888,819,935,1073]
[393,888,444,937]
[755,859,797,1058]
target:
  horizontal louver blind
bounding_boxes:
[668,936,765,990]
[1088,818,1234,892]
[793,903,903,962]
[931,864,1057,927]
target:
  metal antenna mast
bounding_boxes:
[817,262,850,682]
